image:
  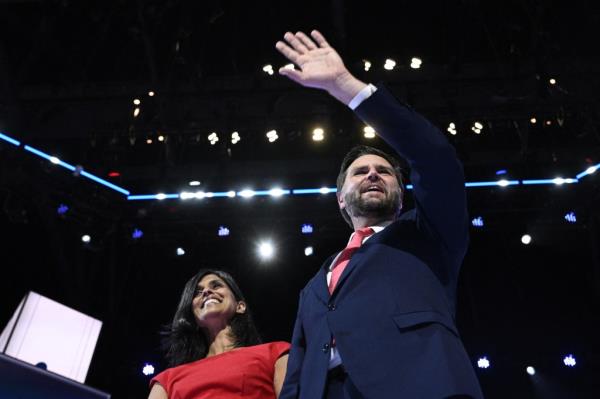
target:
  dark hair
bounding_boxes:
[336,145,405,228]
[161,269,262,367]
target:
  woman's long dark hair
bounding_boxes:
[161,269,262,367]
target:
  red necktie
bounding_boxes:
[328,227,374,294]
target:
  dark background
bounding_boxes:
[1,1,599,398]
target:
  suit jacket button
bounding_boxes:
[322,343,330,353]
[328,304,336,311]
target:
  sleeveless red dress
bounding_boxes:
[150,341,290,399]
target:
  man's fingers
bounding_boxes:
[284,31,309,54]
[295,31,317,50]
[275,41,299,64]
[310,30,330,48]
[278,67,303,83]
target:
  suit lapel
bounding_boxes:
[310,253,337,305]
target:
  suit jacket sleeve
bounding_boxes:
[354,85,469,258]
[279,289,306,399]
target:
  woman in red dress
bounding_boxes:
[148,269,290,399]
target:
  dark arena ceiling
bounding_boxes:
[1,1,599,398]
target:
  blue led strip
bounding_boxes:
[522,178,577,185]
[576,163,600,180]
[0,132,21,146]
[465,180,520,187]
[24,145,129,195]
[292,188,337,195]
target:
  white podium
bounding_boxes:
[0,291,103,383]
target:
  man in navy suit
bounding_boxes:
[276,30,484,399]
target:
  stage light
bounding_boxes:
[57,204,69,215]
[142,363,155,376]
[266,130,278,143]
[205,192,214,198]
[565,212,576,223]
[133,107,140,117]
[477,357,490,369]
[49,156,61,164]
[304,246,314,256]
[158,135,165,142]
[410,57,422,69]
[282,63,294,70]
[312,128,324,141]
[148,91,155,97]
[302,224,314,234]
[521,234,532,245]
[239,189,255,198]
[319,187,331,194]
[218,226,230,237]
[471,121,483,134]
[146,138,152,144]
[81,235,91,243]
[108,171,120,177]
[258,241,275,260]
[179,191,195,200]
[384,59,396,70]
[553,177,566,185]
[363,126,376,139]
[133,99,141,105]
[498,179,510,187]
[585,165,598,175]
[447,123,457,135]
[231,131,241,144]
[471,217,484,227]
[189,181,201,186]
[227,191,236,198]
[546,120,552,126]
[194,191,206,199]
[563,354,576,367]
[176,247,185,256]
[526,366,536,376]
[268,188,286,197]
[549,78,556,85]
[495,169,507,175]
[262,64,274,75]
[530,117,537,124]
[156,193,167,200]
[363,60,371,72]
[132,229,143,239]
[208,132,219,145]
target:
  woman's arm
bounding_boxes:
[273,354,289,398]
[148,382,168,399]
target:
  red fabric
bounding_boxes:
[328,227,374,294]
[150,341,290,399]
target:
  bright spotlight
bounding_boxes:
[239,189,255,198]
[269,188,285,197]
[282,63,295,70]
[148,91,155,97]
[258,241,275,260]
[471,217,484,227]
[266,130,278,143]
[549,78,556,85]
[262,64,274,75]
[231,131,241,144]
[410,57,422,69]
[363,126,376,139]
[319,187,331,194]
[81,235,91,243]
[477,357,490,369]
[384,58,396,70]
[133,99,141,105]
[49,156,61,164]
[156,193,167,200]
[176,247,185,256]
[301,224,314,234]
[304,246,314,256]
[585,166,598,175]
[142,363,155,376]
[521,234,532,245]
[158,135,165,142]
[189,180,201,186]
[563,354,576,367]
[526,366,536,376]
[312,128,324,142]
[363,60,371,72]
[208,132,219,145]
[227,191,236,198]
[447,123,457,135]
[553,177,565,185]
[218,226,230,237]
[133,107,140,117]
[498,179,510,187]
[471,121,483,134]
[564,212,576,223]
[530,117,537,124]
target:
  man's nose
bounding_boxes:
[366,169,381,181]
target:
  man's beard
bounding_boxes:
[344,189,401,220]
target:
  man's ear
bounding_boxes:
[337,192,346,210]
[236,301,247,314]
